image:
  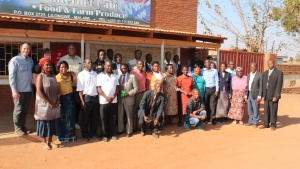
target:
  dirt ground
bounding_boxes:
[0,94,300,169]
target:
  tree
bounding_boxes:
[273,0,300,39]
[199,0,275,52]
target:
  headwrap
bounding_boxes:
[39,58,51,73]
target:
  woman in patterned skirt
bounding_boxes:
[216,62,232,123]
[35,58,60,150]
[163,64,178,126]
[228,67,247,125]
[56,61,76,142]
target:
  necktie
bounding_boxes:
[121,74,125,90]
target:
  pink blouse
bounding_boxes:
[231,76,247,91]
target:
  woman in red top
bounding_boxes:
[176,65,194,115]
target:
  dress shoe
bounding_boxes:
[271,126,276,131]
[259,125,269,129]
[82,138,88,144]
[152,132,159,138]
[15,129,25,137]
[111,136,118,140]
[22,127,31,134]
[102,137,108,142]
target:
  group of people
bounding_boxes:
[8,42,283,150]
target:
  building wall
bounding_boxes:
[150,0,197,32]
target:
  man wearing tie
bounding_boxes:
[145,53,152,72]
[245,63,262,128]
[260,59,283,131]
[117,63,139,137]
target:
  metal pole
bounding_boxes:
[81,34,85,62]
[161,40,164,72]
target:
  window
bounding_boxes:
[0,42,43,76]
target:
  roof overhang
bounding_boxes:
[0,15,227,48]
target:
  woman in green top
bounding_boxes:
[192,64,205,99]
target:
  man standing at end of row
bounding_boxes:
[260,59,283,131]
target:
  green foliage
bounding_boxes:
[273,0,300,37]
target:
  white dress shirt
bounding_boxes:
[76,69,98,96]
[97,72,119,104]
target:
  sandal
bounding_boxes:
[50,142,59,148]
[42,142,51,150]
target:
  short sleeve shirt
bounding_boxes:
[97,72,119,104]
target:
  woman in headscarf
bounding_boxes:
[35,58,60,150]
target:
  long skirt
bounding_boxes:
[216,90,230,118]
[36,119,60,138]
[58,93,76,142]
[228,90,245,120]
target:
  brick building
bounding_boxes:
[0,0,226,114]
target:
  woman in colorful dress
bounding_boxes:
[216,62,232,123]
[192,64,205,100]
[177,65,194,116]
[56,61,76,142]
[163,64,178,126]
[35,58,60,150]
[146,61,164,90]
[228,67,247,125]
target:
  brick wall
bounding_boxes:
[0,85,35,114]
[276,65,300,75]
[151,0,197,32]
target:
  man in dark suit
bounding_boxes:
[138,82,164,138]
[117,63,139,137]
[191,51,204,69]
[145,53,152,72]
[260,59,283,131]
[112,53,122,75]
[245,63,262,128]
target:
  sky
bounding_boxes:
[196,0,299,58]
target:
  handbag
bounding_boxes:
[70,73,81,104]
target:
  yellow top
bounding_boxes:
[56,73,75,95]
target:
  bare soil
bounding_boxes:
[0,94,300,169]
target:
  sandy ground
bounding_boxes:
[0,94,300,169]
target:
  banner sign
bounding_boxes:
[0,0,151,26]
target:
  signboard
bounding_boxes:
[0,0,151,26]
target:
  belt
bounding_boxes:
[205,86,216,89]
[84,95,98,99]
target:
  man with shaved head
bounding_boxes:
[260,59,283,131]
[183,89,207,130]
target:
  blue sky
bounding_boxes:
[196,0,299,58]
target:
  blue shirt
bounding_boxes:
[8,54,34,92]
[203,68,219,91]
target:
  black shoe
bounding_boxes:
[212,120,217,125]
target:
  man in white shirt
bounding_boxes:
[77,58,99,143]
[245,63,262,128]
[226,60,236,78]
[58,44,83,129]
[163,51,176,74]
[128,49,142,71]
[97,60,120,142]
